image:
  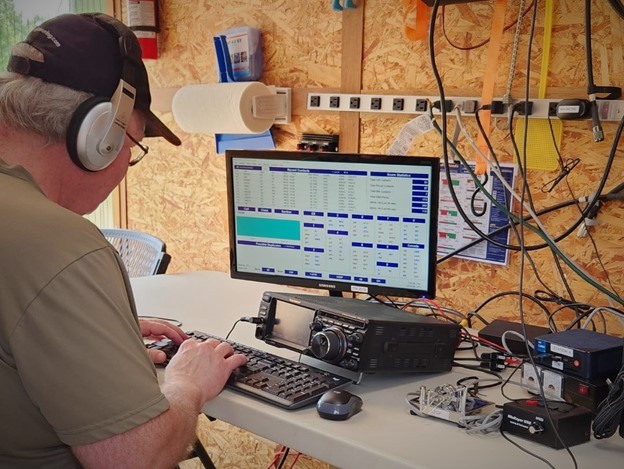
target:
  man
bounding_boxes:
[0,13,247,468]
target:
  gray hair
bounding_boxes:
[0,43,92,143]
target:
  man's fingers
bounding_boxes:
[147,348,167,364]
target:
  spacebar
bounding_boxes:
[227,382,294,408]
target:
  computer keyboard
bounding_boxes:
[147,330,352,410]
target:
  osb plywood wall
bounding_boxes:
[124,0,624,331]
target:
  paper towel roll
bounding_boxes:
[172,82,275,134]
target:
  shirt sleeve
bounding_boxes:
[10,247,169,446]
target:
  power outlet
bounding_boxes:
[462,100,478,114]
[350,97,361,109]
[542,369,564,398]
[392,98,405,111]
[310,95,320,107]
[516,101,534,116]
[371,97,382,110]
[329,96,340,108]
[521,362,541,393]
[415,99,428,112]
[548,101,559,117]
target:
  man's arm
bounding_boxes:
[72,339,247,468]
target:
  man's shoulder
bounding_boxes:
[0,170,110,276]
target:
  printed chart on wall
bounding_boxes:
[437,163,517,265]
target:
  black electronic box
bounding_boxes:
[534,329,624,380]
[502,399,592,449]
[254,292,460,373]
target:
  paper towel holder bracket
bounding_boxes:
[252,87,292,125]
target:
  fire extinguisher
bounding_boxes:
[126,0,160,59]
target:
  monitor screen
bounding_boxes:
[225,150,440,298]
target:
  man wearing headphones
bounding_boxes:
[0,13,247,468]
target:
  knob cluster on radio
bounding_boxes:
[308,316,365,370]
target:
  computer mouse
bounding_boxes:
[316,389,363,420]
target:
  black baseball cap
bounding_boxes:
[6,12,181,146]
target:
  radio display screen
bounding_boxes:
[271,301,315,350]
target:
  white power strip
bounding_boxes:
[306,92,624,120]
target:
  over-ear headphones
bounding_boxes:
[66,14,137,172]
[66,80,136,171]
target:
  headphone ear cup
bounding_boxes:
[67,96,121,172]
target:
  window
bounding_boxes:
[1,1,108,68]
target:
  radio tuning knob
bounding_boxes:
[309,320,324,331]
[310,327,347,362]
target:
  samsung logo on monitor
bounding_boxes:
[318,283,336,289]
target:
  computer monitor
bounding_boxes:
[225,149,440,299]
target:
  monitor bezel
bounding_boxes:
[225,149,440,299]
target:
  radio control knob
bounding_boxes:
[348,332,364,345]
[528,422,544,435]
[310,327,347,362]
[309,320,324,332]
[340,359,358,370]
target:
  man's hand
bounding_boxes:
[165,338,248,404]
[139,319,188,364]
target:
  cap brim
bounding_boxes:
[144,109,181,146]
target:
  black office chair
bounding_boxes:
[101,228,216,469]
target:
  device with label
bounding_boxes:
[502,399,592,449]
[533,329,624,380]
[254,292,460,373]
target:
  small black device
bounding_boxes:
[563,373,612,414]
[502,399,592,449]
[255,292,460,373]
[555,99,591,120]
[316,389,363,420]
[534,329,624,380]
[478,319,551,355]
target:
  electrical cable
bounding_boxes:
[607,0,624,19]
[467,290,551,328]
[469,172,488,217]
[439,105,624,307]
[440,1,535,51]
[593,368,624,439]
[225,319,241,340]
[544,300,594,332]
[431,2,580,464]
[584,0,622,142]
[440,105,604,256]
[564,305,624,332]
[275,447,290,469]
[499,429,557,469]
[473,103,619,254]
[579,306,624,332]
[453,103,599,304]
[544,116,622,300]
[510,11,580,459]
[585,0,604,142]
[437,187,624,264]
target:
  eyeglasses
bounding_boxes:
[126,132,149,166]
